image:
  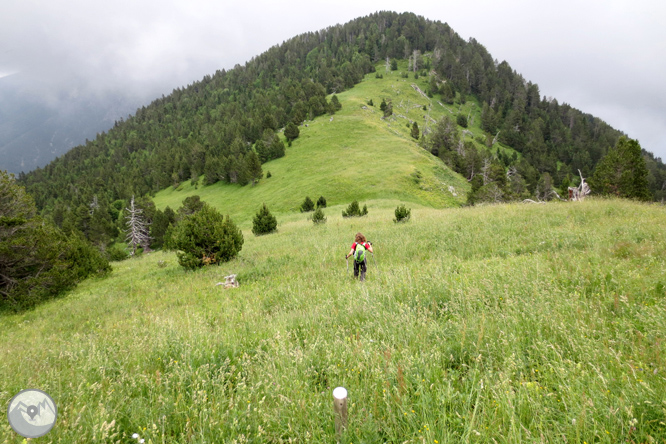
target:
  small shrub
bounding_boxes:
[300,196,315,212]
[342,201,368,218]
[394,205,411,223]
[106,244,129,261]
[266,171,272,178]
[457,114,468,128]
[316,196,327,208]
[169,204,243,270]
[367,99,374,107]
[252,203,278,236]
[311,207,327,224]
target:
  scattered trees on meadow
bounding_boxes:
[342,201,368,218]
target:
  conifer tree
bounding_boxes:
[592,137,651,201]
[330,95,342,111]
[1,170,109,310]
[170,204,243,269]
[311,207,326,224]
[245,151,263,185]
[284,122,300,142]
[411,122,420,140]
[252,203,278,235]
[300,196,315,212]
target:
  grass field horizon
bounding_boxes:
[2,198,665,442]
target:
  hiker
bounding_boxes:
[345,232,374,281]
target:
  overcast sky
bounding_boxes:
[2,0,665,159]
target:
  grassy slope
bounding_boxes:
[1,199,665,442]
[153,62,477,226]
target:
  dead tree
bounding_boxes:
[125,196,151,255]
[481,158,492,185]
[568,169,591,201]
[215,274,239,289]
[492,131,501,146]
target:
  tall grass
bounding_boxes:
[1,199,665,443]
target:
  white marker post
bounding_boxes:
[332,387,348,437]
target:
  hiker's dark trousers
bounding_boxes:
[354,259,367,281]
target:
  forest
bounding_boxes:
[15,11,666,252]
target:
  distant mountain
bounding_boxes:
[18,11,666,223]
[0,74,141,174]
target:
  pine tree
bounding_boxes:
[592,137,651,201]
[125,196,151,255]
[1,170,109,310]
[330,95,342,111]
[311,207,326,224]
[316,196,327,208]
[411,122,420,140]
[245,151,263,185]
[300,196,315,212]
[284,122,300,142]
[342,201,368,217]
[170,204,243,269]
[252,203,278,235]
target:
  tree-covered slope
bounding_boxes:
[18,11,666,220]
[151,62,472,224]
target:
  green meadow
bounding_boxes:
[152,63,480,225]
[1,199,665,443]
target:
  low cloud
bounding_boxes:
[1,0,664,157]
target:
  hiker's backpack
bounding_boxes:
[353,243,366,263]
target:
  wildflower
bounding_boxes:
[140,440,145,444]
[132,433,139,439]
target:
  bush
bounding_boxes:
[394,204,411,223]
[311,207,327,224]
[285,122,300,142]
[316,196,327,208]
[252,203,278,236]
[266,171,272,178]
[300,196,315,212]
[106,244,129,261]
[1,171,111,310]
[170,204,243,270]
[457,114,468,128]
[342,201,368,218]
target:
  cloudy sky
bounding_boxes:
[2,0,665,159]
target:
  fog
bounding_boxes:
[2,0,664,160]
